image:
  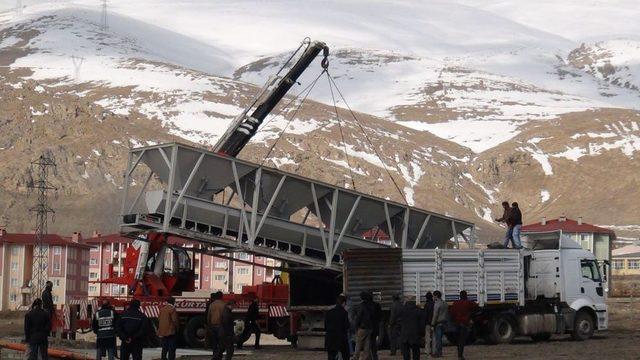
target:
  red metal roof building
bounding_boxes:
[0,229,91,311]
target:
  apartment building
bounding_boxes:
[0,230,90,310]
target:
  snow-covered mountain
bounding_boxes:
[0,0,638,239]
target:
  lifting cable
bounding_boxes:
[259,69,326,166]
[326,73,409,206]
[326,71,357,191]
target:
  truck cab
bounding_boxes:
[526,234,608,339]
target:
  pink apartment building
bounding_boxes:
[0,229,90,310]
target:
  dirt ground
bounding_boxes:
[2,299,639,359]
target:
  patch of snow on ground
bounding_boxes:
[399,119,520,153]
[540,190,550,202]
[92,149,101,156]
[462,173,495,202]
[553,146,587,161]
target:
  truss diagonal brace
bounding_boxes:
[253,175,287,241]
[169,152,205,219]
[332,195,362,257]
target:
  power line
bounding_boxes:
[27,152,57,300]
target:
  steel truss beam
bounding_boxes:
[120,143,476,269]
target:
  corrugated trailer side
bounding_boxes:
[343,248,403,309]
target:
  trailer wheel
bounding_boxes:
[183,315,207,348]
[571,311,594,341]
[490,315,516,344]
[531,333,552,342]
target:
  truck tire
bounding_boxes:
[183,315,207,348]
[531,333,552,342]
[571,311,595,341]
[490,315,516,344]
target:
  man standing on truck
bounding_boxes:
[352,291,374,360]
[495,201,514,248]
[324,294,350,360]
[92,300,118,360]
[423,291,434,356]
[431,291,448,358]
[158,297,179,360]
[388,294,403,356]
[509,202,523,249]
[449,291,479,360]
[117,300,148,360]
[208,291,225,358]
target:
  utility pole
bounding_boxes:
[100,0,108,31]
[27,153,57,299]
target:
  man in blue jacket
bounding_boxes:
[116,300,148,360]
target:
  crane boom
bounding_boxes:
[214,40,329,157]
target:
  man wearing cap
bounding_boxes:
[116,300,148,360]
[92,300,118,360]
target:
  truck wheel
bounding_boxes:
[183,315,207,348]
[531,333,552,342]
[490,315,516,344]
[571,311,595,341]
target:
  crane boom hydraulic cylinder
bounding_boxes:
[214,40,329,157]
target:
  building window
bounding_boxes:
[256,268,262,276]
[204,275,209,281]
[10,278,18,287]
[89,285,97,292]
[52,295,59,303]
[237,267,249,275]
[53,246,62,255]
[235,283,247,292]
[90,247,98,252]
[54,279,61,287]
[53,262,61,272]
[90,272,98,279]
[629,260,640,270]
[237,253,249,260]
[10,294,17,302]
[215,261,227,269]
[11,262,18,271]
[90,258,98,265]
[612,260,625,270]
[214,275,225,281]
[194,274,199,281]
[11,247,18,255]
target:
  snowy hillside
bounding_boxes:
[1,0,639,237]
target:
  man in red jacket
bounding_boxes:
[449,291,479,360]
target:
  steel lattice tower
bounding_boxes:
[100,0,108,31]
[27,154,57,299]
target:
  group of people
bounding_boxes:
[325,290,478,360]
[495,201,523,249]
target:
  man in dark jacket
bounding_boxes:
[116,300,148,360]
[509,202,523,249]
[216,300,235,360]
[238,297,260,349]
[324,295,350,360]
[388,294,403,356]
[495,201,514,248]
[399,296,425,360]
[370,294,382,360]
[42,281,55,322]
[423,291,434,356]
[352,291,374,360]
[92,300,118,360]
[449,291,479,360]
[25,298,50,360]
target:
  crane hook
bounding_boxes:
[321,46,330,69]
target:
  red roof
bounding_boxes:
[0,233,93,248]
[521,218,616,238]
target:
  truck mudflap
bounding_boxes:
[595,304,608,330]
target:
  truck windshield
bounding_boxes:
[580,259,602,282]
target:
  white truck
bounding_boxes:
[343,235,608,344]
